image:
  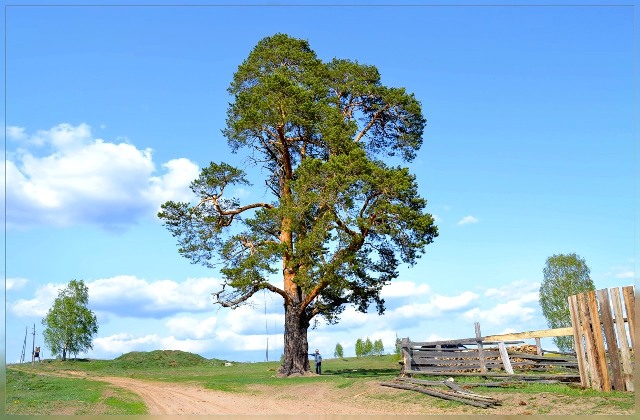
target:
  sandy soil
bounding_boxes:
[12,368,634,415]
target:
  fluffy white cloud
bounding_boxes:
[615,271,635,279]
[166,316,218,340]
[9,275,225,320]
[88,275,223,318]
[457,215,478,226]
[4,123,199,229]
[11,283,62,317]
[381,281,430,298]
[390,291,479,320]
[462,300,536,325]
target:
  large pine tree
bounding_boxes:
[159,34,438,375]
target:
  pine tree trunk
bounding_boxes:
[278,305,311,376]
[62,348,67,361]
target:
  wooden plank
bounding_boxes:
[475,322,487,374]
[621,286,635,350]
[413,350,499,359]
[611,287,634,392]
[379,381,495,408]
[498,342,514,375]
[484,327,574,341]
[402,370,580,380]
[568,294,589,388]
[578,292,600,390]
[506,352,576,362]
[597,288,624,391]
[587,290,611,391]
[535,337,542,356]
[407,339,524,347]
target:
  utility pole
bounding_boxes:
[20,326,27,363]
[31,323,36,366]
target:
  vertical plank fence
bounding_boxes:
[568,285,635,392]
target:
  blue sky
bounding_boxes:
[4,1,637,364]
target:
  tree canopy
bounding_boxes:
[42,279,99,361]
[539,253,595,352]
[159,33,437,374]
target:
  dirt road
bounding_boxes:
[11,367,633,415]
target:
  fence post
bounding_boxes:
[497,342,514,375]
[401,338,412,376]
[474,322,487,375]
[534,337,542,356]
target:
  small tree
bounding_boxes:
[373,339,384,356]
[540,253,595,352]
[42,280,98,361]
[355,338,364,358]
[394,334,402,356]
[363,337,373,356]
[334,343,344,358]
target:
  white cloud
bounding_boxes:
[7,277,29,291]
[166,316,218,340]
[390,291,479,320]
[146,158,200,205]
[88,275,223,318]
[457,215,478,226]
[381,281,430,298]
[484,280,540,300]
[7,126,28,142]
[11,283,63,317]
[4,123,199,229]
[615,271,635,279]
[462,300,536,325]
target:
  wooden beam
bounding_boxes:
[621,286,635,350]
[484,327,573,342]
[611,287,634,392]
[597,288,624,391]
[567,295,591,388]
[475,322,487,374]
[587,290,611,391]
[497,342,514,375]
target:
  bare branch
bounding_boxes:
[213,281,288,308]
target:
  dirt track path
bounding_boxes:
[11,367,632,415]
[13,368,391,415]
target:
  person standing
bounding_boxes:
[309,349,322,374]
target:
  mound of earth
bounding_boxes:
[114,350,208,368]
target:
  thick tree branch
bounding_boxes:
[354,104,390,143]
[194,197,274,216]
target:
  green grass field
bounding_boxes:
[5,350,635,415]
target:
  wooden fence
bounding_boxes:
[400,324,579,379]
[568,285,635,392]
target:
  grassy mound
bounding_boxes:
[113,350,208,368]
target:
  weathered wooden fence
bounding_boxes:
[568,285,635,392]
[400,324,579,380]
